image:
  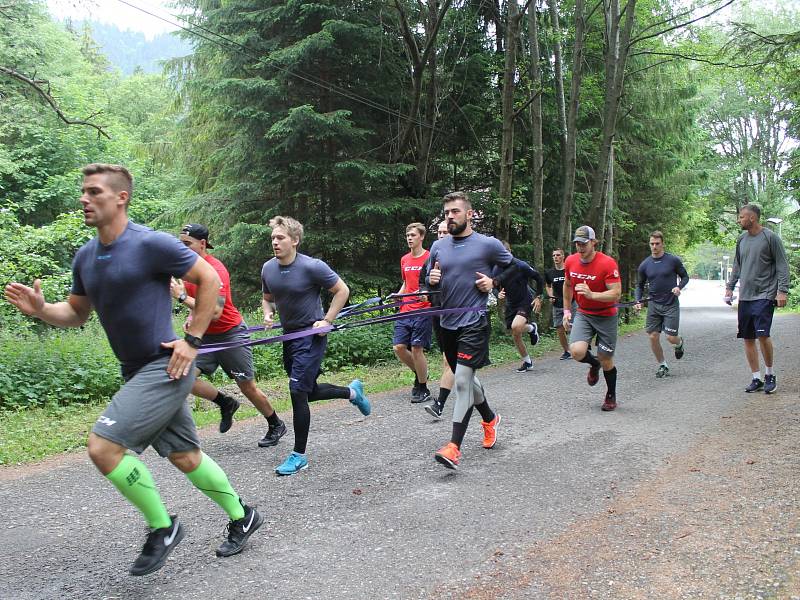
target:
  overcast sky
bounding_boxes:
[48,0,794,39]
[47,0,179,38]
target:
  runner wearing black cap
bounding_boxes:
[172,224,286,446]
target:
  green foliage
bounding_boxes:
[0,326,121,410]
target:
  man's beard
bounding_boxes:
[448,220,468,236]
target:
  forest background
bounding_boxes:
[0,0,798,419]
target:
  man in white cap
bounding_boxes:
[562,225,622,411]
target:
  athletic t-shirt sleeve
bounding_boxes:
[492,238,513,267]
[604,256,621,285]
[70,248,87,296]
[261,262,272,294]
[635,258,647,302]
[148,232,198,278]
[310,258,340,289]
[674,256,690,289]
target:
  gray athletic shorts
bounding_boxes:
[570,311,619,356]
[646,300,680,336]
[195,322,255,382]
[92,356,200,457]
[552,301,578,328]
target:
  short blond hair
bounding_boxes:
[406,222,426,237]
[269,216,304,243]
[82,163,133,197]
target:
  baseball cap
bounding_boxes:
[181,223,214,248]
[572,225,596,243]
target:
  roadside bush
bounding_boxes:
[0,324,121,410]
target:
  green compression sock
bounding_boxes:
[106,455,172,529]
[184,453,245,520]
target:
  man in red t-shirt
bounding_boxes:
[171,224,286,446]
[392,222,433,402]
[562,225,622,411]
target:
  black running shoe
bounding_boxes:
[656,364,669,378]
[528,322,540,346]
[413,386,431,403]
[216,504,264,557]
[515,360,534,373]
[674,340,684,360]
[218,394,240,434]
[425,398,444,420]
[763,374,777,394]
[744,378,764,393]
[601,393,617,412]
[129,516,184,576]
[559,351,572,360]
[258,420,287,447]
[411,383,421,402]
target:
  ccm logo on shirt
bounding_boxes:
[404,266,424,272]
[569,272,597,280]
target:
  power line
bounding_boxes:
[116,0,446,134]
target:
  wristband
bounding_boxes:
[183,333,203,349]
[177,292,187,304]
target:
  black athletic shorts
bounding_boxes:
[439,314,491,372]
[504,304,532,330]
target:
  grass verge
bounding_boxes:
[0,316,645,466]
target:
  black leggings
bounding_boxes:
[290,383,350,454]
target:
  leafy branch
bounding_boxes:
[0,66,110,138]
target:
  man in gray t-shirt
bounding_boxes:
[725,203,790,394]
[5,163,263,576]
[634,231,690,378]
[261,216,371,477]
[426,192,512,471]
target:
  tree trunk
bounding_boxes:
[496,0,522,241]
[557,0,586,247]
[603,144,614,255]
[548,0,568,174]
[528,1,544,268]
[586,0,637,235]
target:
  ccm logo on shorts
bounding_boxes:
[457,352,474,360]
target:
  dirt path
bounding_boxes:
[1,307,797,600]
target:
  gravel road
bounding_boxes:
[1,305,798,600]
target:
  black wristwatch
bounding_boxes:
[177,292,187,304]
[184,333,203,349]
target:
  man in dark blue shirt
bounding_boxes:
[634,231,690,378]
[494,243,544,372]
[5,163,263,576]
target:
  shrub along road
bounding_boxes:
[0,306,798,599]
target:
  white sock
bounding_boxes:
[765,366,774,376]
[525,324,533,333]
[660,361,668,368]
[752,371,761,381]
[349,388,355,400]
[523,355,532,364]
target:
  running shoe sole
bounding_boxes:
[434,453,458,470]
[129,521,185,576]
[424,404,443,420]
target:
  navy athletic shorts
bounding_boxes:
[737,299,775,339]
[392,314,433,349]
[283,334,327,393]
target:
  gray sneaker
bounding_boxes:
[656,364,669,378]
[763,374,777,394]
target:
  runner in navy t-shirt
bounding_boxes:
[261,216,371,476]
[5,164,262,575]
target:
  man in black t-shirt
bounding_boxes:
[544,248,573,360]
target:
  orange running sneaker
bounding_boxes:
[481,414,501,448]
[434,442,461,469]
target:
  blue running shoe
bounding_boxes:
[275,451,308,476]
[348,379,371,416]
